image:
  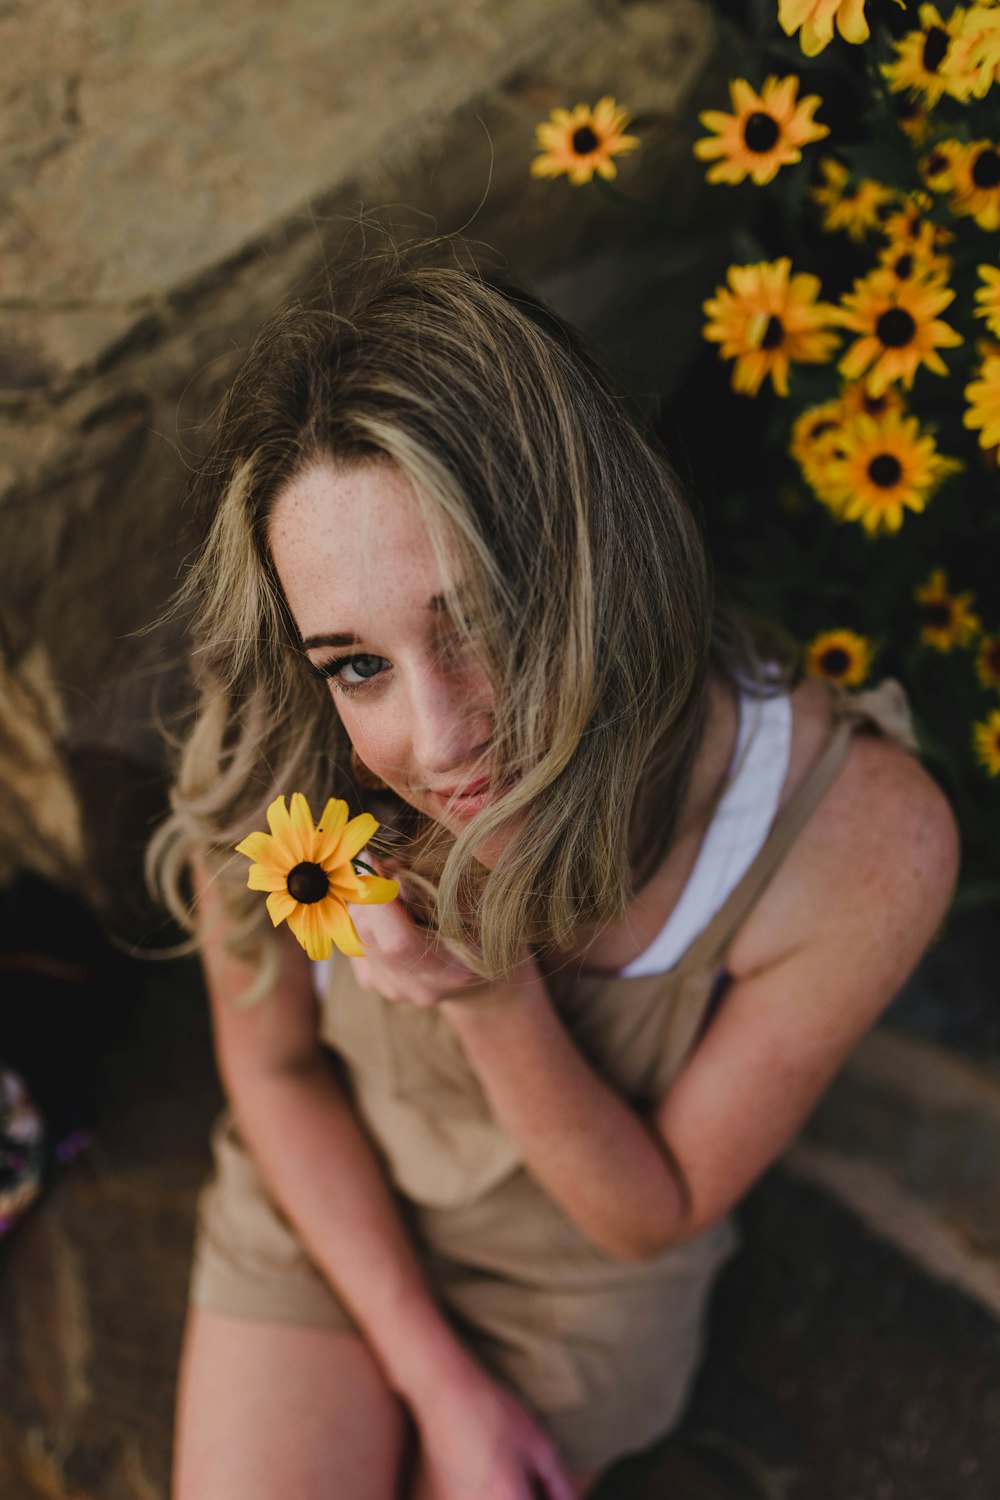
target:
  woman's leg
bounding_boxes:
[172,1304,411,1500]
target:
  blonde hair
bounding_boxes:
[148,239,795,997]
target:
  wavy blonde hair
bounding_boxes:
[147,239,795,1000]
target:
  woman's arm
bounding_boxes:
[439,735,960,1260]
[193,856,475,1405]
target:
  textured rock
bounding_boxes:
[0,0,719,912]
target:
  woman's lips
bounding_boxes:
[427,775,519,818]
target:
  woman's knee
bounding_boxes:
[172,1304,410,1500]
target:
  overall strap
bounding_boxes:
[673,700,861,980]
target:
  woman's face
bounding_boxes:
[269,459,517,862]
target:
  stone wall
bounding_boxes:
[0,0,718,927]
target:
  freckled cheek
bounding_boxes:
[338,700,411,788]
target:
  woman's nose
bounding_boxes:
[410,661,494,780]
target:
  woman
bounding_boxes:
[151,244,958,1500]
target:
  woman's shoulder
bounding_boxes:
[725,674,960,981]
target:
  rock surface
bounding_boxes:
[1,946,998,1499]
[0,0,719,923]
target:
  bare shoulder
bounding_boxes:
[727,676,961,982]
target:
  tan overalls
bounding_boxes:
[189,678,918,1471]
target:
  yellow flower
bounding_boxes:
[944,140,1000,231]
[975,632,1000,690]
[234,794,399,961]
[975,264,1000,339]
[894,94,933,146]
[920,140,963,195]
[823,410,961,534]
[778,0,883,55]
[811,158,896,241]
[531,97,639,185]
[839,379,906,421]
[834,269,963,396]
[882,4,963,105]
[913,568,982,650]
[942,5,1000,99]
[964,353,1000,449]
[972,707,1000,775]
[876,233,952,287]
[805,629,874,686]
[702,258,839,397]
[790,400,849,513]
[694,75,829,186]
[879,192,951,249]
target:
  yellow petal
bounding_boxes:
[330,812,379,866]
[266,888,297,927]
[342,875,400,906]
[286,903,332,961]
[314,797,350,863]
[327,900,366,958]
[265,795,300,865]
[234,830,279,866]
[247,863,289,892]
[288,792,319,859]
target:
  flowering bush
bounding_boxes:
[531,3,1000,902]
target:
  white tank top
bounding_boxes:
[619,683,792,976]
[312,680,792,993]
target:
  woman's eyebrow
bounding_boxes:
[301,591,455,650]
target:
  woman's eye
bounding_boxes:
[338,654,386,685]
[311,653,388,692]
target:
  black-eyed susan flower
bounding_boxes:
[778,0,881,54]
[920,140,963,195]
[235,793,399,961]
[694,75,828,186]
[972,707,1000,775]
[975,632,1000,690]
[805,629,874,686]
[834,269,963,396]
[880,192,952,250]
[531,97,639,185]
[895,94,933,146]
[882,4,962,105]
[876,233,952,288]
[811,158,896,241]
[942,5,1000,99]
[964,352,1000,448]
[975,264,1000,339]
[702,258,839,397]
[914,568,982,650]
[822,411,961,534]
[945,140,1000,231]
[790,400,850,514]
[839,378,907,421]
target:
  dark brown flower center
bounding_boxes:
[287,862,329,904]
[894,253,914,279]
[922,26,950,72]
[925,152,947,177]
[744,112,780,153]
[985,643,1000,677]
[876,307,917,348]
[761,315,784,349]
[868,453,904,488]
[863,392,889,415]
[820,647,851,677]
[812,419,837,440]
[572,125,599,155]
[923,601,953,628]
[972,148,1000,190]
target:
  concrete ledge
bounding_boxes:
[794,1025,1000,1318]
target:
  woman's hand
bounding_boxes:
[409,1352,576,1500]
[348,858,487,1007]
